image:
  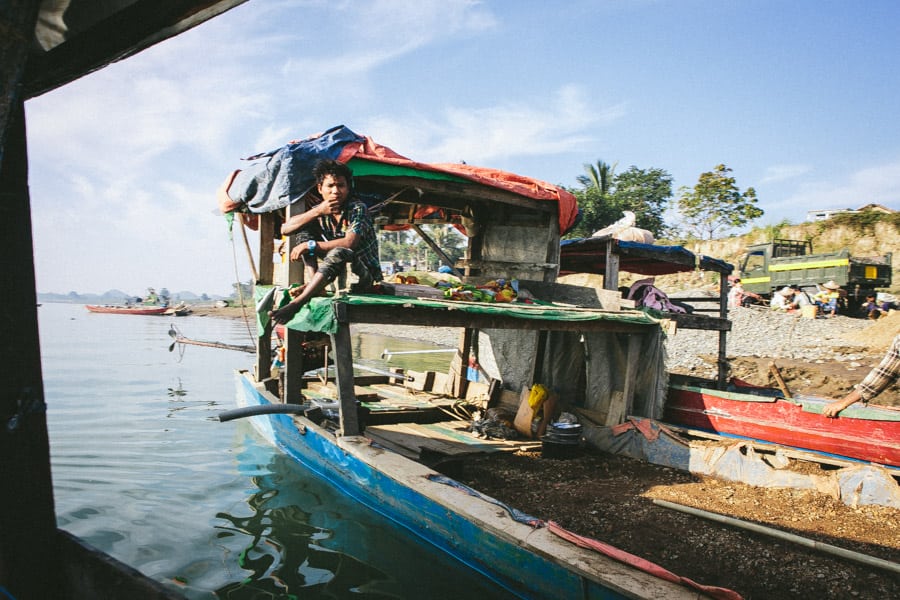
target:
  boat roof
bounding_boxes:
[220,125,578,233]
[559,235,734,276]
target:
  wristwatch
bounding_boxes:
[307,240,317,256]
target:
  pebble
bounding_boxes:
[664,306,874,376]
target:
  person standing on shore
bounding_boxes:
[823,333,900,417]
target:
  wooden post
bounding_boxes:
[282,201,306,401]
[604,237,620,291]
[0,95,62,597]
[451,328,473,398]
[331,304,359,436]
[256,213,275,285]
[622,334,642,418]
[717,272,729,389]
[544,213,560,282]
[252,214,276,381]
[604,333,642,426]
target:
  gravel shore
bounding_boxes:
[664,305,883,375]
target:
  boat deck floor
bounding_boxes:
[302,379,539,460]
[365,420,540,460]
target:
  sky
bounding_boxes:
[25,0,900,298]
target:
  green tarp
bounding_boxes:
[255,285,659,336]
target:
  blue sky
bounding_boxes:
[26,0,900,297]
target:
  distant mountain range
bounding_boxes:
[37,290,230,304]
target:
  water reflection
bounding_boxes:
[212,435,508,600]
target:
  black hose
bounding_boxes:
[218,403,308,422]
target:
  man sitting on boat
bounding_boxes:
[823,333,900,417]
[270,159,382,325]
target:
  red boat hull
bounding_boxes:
[665,384,900,467]
[85,305,169,315]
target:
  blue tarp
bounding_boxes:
[228,125,365,213]
[560,236,734,276]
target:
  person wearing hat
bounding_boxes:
[814,281,842,317]
[770,286,795,311]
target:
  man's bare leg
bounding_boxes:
[270,272,330,324]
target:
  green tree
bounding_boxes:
[565,185,621,239]
[231,281,253,305]
[676,164,763,239]
[609,166,673,237]
[576,160,617,193]
[565,162,673,239]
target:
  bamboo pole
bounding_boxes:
[652,499,900,575]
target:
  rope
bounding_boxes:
[229,217,255,345]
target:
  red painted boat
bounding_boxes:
[85,304,169,315]
[665,380,900,467]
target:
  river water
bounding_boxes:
[40,302,510,599]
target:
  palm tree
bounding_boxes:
[576,160,617,194]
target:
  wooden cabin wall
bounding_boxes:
[474,208,558,284]
[468,209,560,394]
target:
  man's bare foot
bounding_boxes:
[270,301,303,325]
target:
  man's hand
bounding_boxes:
[822,389,861,418]
[289,245,306,261]
[322,196,342,215]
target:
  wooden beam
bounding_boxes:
[330,314,359,436]
[603,237,619,291]
[256,213,274,285]
[668,313,731,331]
[1,1,41,162]
[341,302,653,335]
[717,272,729,389]
[283,329,304,403]
[358,175,557,215]
[622,334,642,418]
[254,318,272,384]
[22,0,248,98]
[411,224,464,278]
[0,96,62,598]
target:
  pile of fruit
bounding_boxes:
[439,279,518,303]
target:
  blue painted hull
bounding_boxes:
[234,371,682,600]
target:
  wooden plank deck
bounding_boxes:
[365,419,541,459]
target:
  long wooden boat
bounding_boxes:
[85,304,169,315]
[666,378,900,468]
[216,126,736,599]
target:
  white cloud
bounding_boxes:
[778,159,900,215]
[366,85,624,165]
[759,164,812,184]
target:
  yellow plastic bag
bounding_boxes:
[528,384,548,412]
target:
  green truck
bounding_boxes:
[738,239,892,302]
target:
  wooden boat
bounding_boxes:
[85,304,169,315]
[666,377,900,468]
[217,126,733,599]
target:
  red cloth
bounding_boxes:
[338,136,579,234]
[547,521,743,600]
